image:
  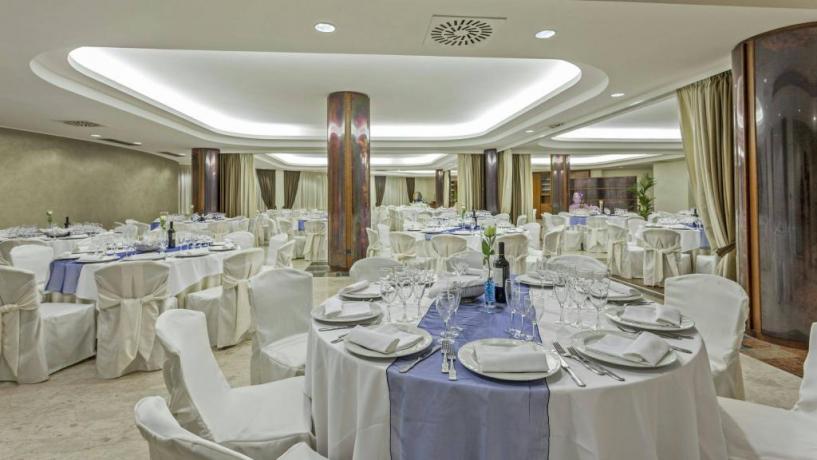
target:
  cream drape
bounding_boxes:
[381,176,409,206]
[457,154,484,210]
[499,150,514,214]
[511,153,533,222]
[177,165,192,215]
[677,71,735,279]
[219,154,257,217]
[292,171,328,210]
[414,177,435,203]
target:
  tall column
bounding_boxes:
[550,154,570,213]
[483,148,499,214]
[327,91,371,272]
[435,169,445,208]
[191,148,219,214]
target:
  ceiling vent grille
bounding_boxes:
[60,120,103,128]
[425,16,505,48]
[98,138,141,146]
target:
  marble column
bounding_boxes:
[435,169,445,208]
[327,91,371,272]
[191,148,219,214]
[484,148,499,214]
[550,154,570,213]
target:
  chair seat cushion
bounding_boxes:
[187,286,223,303]
[261,333,308,371]
[278,442,327,460]
[719,397,817,459]
[39,302,96,373]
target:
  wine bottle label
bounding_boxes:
[492,267,505,284]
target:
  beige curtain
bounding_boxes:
[219,154,257,217]
[511,154,533,222]
[677,71,735,279]
[499,150,514,214]
[457,154,485,210]
[406,177,416,202]
[382,176,409,206]
[256,169,276,209]
[177,164,192,214]
[293,171,328,210]
[283,171,300,209]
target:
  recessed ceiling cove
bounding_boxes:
[64,47,581,141]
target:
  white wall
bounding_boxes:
[652,159,691,212]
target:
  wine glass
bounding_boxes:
[518,294,535,341]
[378,274,396,323]
[588,270,611,330]
[395,272,413,323]
[505,278,521,338]
[447,280,463,337]
[435,291,456,339]
[552,268,569,325]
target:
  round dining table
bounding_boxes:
[306,286,727,460]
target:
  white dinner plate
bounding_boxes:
[311,302,382,324]
[174,249,210,258]
[604,305,695,332]
[458,338,560,381]
[516,274,553,287]
[344,324,432,359]
[55,254,81,261]
[76,255,119,264]
[571,330,678,369]
[208,245,236,252]
[62,234,89,240]
[339,284,383,300]
[122,253,165,261]
[606,285,643,303]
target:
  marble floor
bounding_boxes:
[0,262,805,460]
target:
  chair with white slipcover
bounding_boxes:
[0,266,49,383]
[186,249,265,348]
[522,223,542,251]
[516,215,528,227]
[542,226,564,257]
[430,235,468,272]
[718,322,817,459]
[266,233,289,268]
[388,208,404,231]
[155,309,314,459]
[350,257,401,283]
[224,231,255,250]
[548,214,566,230]
[389,232,419,263]
[416,212,432,226]
[549,254,607,272]
[584,216,608,253]
[495,213,511,225]
[248,269,312,384]
[377,223,392,253]
[9,244,54,291]
[445,250,484,272]
[365,228,382,258]
[95,261,176,378]
[302,220,327,263]
[0,238,48,266]
[275,240,296,269]
[541,212,554,231]
[606,224,644,279]
[627,216,646,243]
[641,229,692,287]
[664,274,749,399]
[494,233,528,275]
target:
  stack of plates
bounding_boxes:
[457,338,560,381]
[604,305,695,333]
[571,330,678,369]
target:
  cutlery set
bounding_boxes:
[615,326,694,354]
[553,341,625,382]
[441,340,457,381]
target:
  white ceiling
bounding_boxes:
[2,0,817,170]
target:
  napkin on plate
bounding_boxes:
[608,284,640,300]
[323,298,372,319]
[346,324,422,354]
[427,273,484,298]
[621,305,682,327]
[339,280,370,296]
[587,332,670,366]
[474,343,551,373]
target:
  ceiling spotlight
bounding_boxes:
[525,129,535,133]
[535,30,557,39]
[314,22,336,33]
[90,134,102,138]
[133,141,142,145]
[611,92,625,98]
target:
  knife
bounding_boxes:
[399,345,441,373]
[551,344,585,387]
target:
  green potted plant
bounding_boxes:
[630,175,656,219]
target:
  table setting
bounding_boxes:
[306,258,728,460]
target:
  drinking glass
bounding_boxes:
[435,292,456,338]
[504,278,521,337]
[379,275,396,323]
[447,280,462,337]
[552,270,568,325]
[588,271,611,330]
[395,272,413,323]
[518,294,535,341]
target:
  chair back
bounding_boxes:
[95,261,172,378]
[516,215,528,227]
[303,220,327,263]
[266,233,289,267]
[155,309,232,437]
[134,396,251,460]
[388,208,403,231]
[642,229,682,286]
[389,232,417,261]
[10,245,54,284]
[430,235,468,258]
[495,234,528,275]
[377,224,392,248]
[216,249,264,347]
[276,240,296,268]
[495,213,511,224]
[0,239,48,266]
[224,231,255,249]
[627,217,646,240]
[0,266,48,383]
[549,254,606,272]
[522,223,541,250]
[350,257,401,282]
[549,215,567,228]
[249,268,312,347]
[796,322,817,414]
[365,228,380,258]
[587,216,607,229]
[445,249,483,271]
[416,212,432,225]
[606,224,629,277]
[543,226,564,257]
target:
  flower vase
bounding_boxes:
[483,264,496,312]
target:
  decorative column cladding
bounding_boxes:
[191,148,220,214]
[550,154,570,213]
[435,169,445,208]
[484,149,499,214]
[327,91,371,272]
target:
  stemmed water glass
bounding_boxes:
[518,294,535,341]
[378,273,396,323]
[395,270,413,323]
[588,270,611,330]
[505,278,521,338]
[552,268,569,325]
[446,280,463,337]
[435,291,456,339]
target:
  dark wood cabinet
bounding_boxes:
[569,176,636,210]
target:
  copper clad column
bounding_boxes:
[550,154,570,213]
[327,91,371,272]
[435,169,445,208]
[191,148,220,214]
[733,23,817,343]
[483,149,499,214]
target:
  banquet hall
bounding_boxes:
[1,1,816,459]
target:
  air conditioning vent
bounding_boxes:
[425,16,505,48]
[60,120,103,128]
[158,151,185,158]
[98,138,141,146]
[549,122,565,129]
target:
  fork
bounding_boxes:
[448,344,458,381]
[331,333,349,344]
[567,345,625,382]
[616,324,694,340]
[615,327,693,354]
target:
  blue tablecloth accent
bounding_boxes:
[297,219,306,232]
[386,300,550,460]
[683,224,710,250]
[421,225,477,241]
[150,221,160,230]
[569,215,587,226]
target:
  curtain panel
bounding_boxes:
[498,150,514,214]
[293,171,328,210]
[256,169,276,209]
[382,176,409,206]
[374,176,387,206]
[511,154,533,222]
[283,171,301,209]
[406,177,416,202]
[177,164,192,214]
[457,154,485,210]
[218,154,258,218]
[443,171,451,207]
[677,71,736,279]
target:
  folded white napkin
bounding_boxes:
[323,298,372,318]
[621,305,682,327]
[427,274,484,298]
[339,280,370,296]
[475,343,551,373]
[587,332,670,366]
[608,284,640,300]
[346,324,422,354]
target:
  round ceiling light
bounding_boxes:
[525,129,535,133]
[611,92,625,98]
[535,30,557,39]
[314,22,336,33]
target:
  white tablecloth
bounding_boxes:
[636,226,702,252]
[306,291,727,460]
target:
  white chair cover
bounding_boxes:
[278,443,328,460]
[389,232,418,263]
[665,275,749,399]
[350,257,401,282]
[584,216,608,253]
[549,255,607,272]
[10,244,54,286]
[187,249,265,348]
[388,208,404,231]
[522,223,542,250]
[0,266,48,383]
[542,226,564,257]
[248,269,312,384]
[224,231,255,250]
[430,235,468,272]
[642,229,686,287]
[365,228,381,258]
[627,216,646,243]
[95,261,176,379]
[155,309,314,459]
[135,396,253,460]
[377,223,392,250]
[416,212,432,226]
[516,215,528,227]
[302,221,327,263]
[495,234,528,275]
[0,238,48,266]
[796,322,817,414]
[549,215,567,229]
[266,233,289,267]
[446,249,484,271]
[495,213,511,224]
[606,224,631,278]
[276,240,296,269]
